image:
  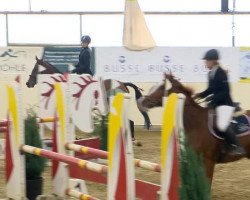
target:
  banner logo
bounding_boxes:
[163,55,170,63]
[0,49,26,61]
[118,56,126,63]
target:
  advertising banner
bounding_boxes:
[0,46,83,75]
[43,46,80,73]
[0,47,43,74]
[239,47,250,83]
[95,47,239,82]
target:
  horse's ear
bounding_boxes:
[164,72,175,82]
[35,56,43,62]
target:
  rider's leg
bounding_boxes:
[216,105,245,154]
[216,105,235,133]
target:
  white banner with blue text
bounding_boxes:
[95,47,239,82]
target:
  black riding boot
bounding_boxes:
[224,126,245,155]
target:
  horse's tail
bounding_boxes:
[123,82,143,99]
[123,82,152,130]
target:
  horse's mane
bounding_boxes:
[32,56,62,74]
[41,60,62,74]
[148,81,165,95]
[178,84,194,97]
[43,60,53,67]
[167,77,206,110]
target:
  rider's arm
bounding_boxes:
[195,72,213,99]
[197,81,213,99]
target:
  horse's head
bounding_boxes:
[165,73,194,97]
[26,56,61,88]
[26,56,45,88]
[138,73,194,110]
[26,56,41,88]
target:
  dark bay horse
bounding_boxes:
[138,73,250,183]
[26,57,152,144]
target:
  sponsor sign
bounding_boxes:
[239,47,250,83]
[95,47,239,82]
[0,47,42,74]
[43,46,80,73]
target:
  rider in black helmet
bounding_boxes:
[71,35,93,75]
[194,49,245,155]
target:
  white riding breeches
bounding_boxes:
[215,105,235,132]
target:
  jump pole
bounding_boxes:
[0,127,7,133]
[21,145,107,174]
[2,75,184,200]
[37,74,185,199]
[65,189,99,200]
[32,75,133,199]
[47,75,161,199]
[53,82,136,199]
[65,143,161,172]
[4,79,99,200]
[40,75,159,199]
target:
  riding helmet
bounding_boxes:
[81,35,91,43]
[202,49,220,60]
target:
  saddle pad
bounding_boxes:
[208,112,250,140]
[232,115,250,134]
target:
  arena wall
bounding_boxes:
[0,46,249,126]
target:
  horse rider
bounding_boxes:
[71,35,93,76]
[194,49,245,155]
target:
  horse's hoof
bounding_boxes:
[133,140,142,147]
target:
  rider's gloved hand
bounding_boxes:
[192,93,200,100]
[205,95,213,102]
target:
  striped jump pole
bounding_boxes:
[53,78,162,199]
[0,118,53,134]
[0,117,55,125]
[54,82,136,200]
[65,143,107,159]
[65,189,100,200]
[0,117,54,128]
[4,78,99,199]
[36,117,56,144]
[0,127,7,133]
[0,120,8,127]
[0,120,8,132]
[21,145,107,174]
[65,143,161,173]
[35,75,185,200]
[36,117,55,123]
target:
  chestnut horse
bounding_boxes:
[138,74,250,184]
[26,57,152,143]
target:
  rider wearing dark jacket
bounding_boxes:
[194,49,245,155]
[71,35,93,75]
[198,66,233,108]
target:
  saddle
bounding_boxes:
[208,107,250,140]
